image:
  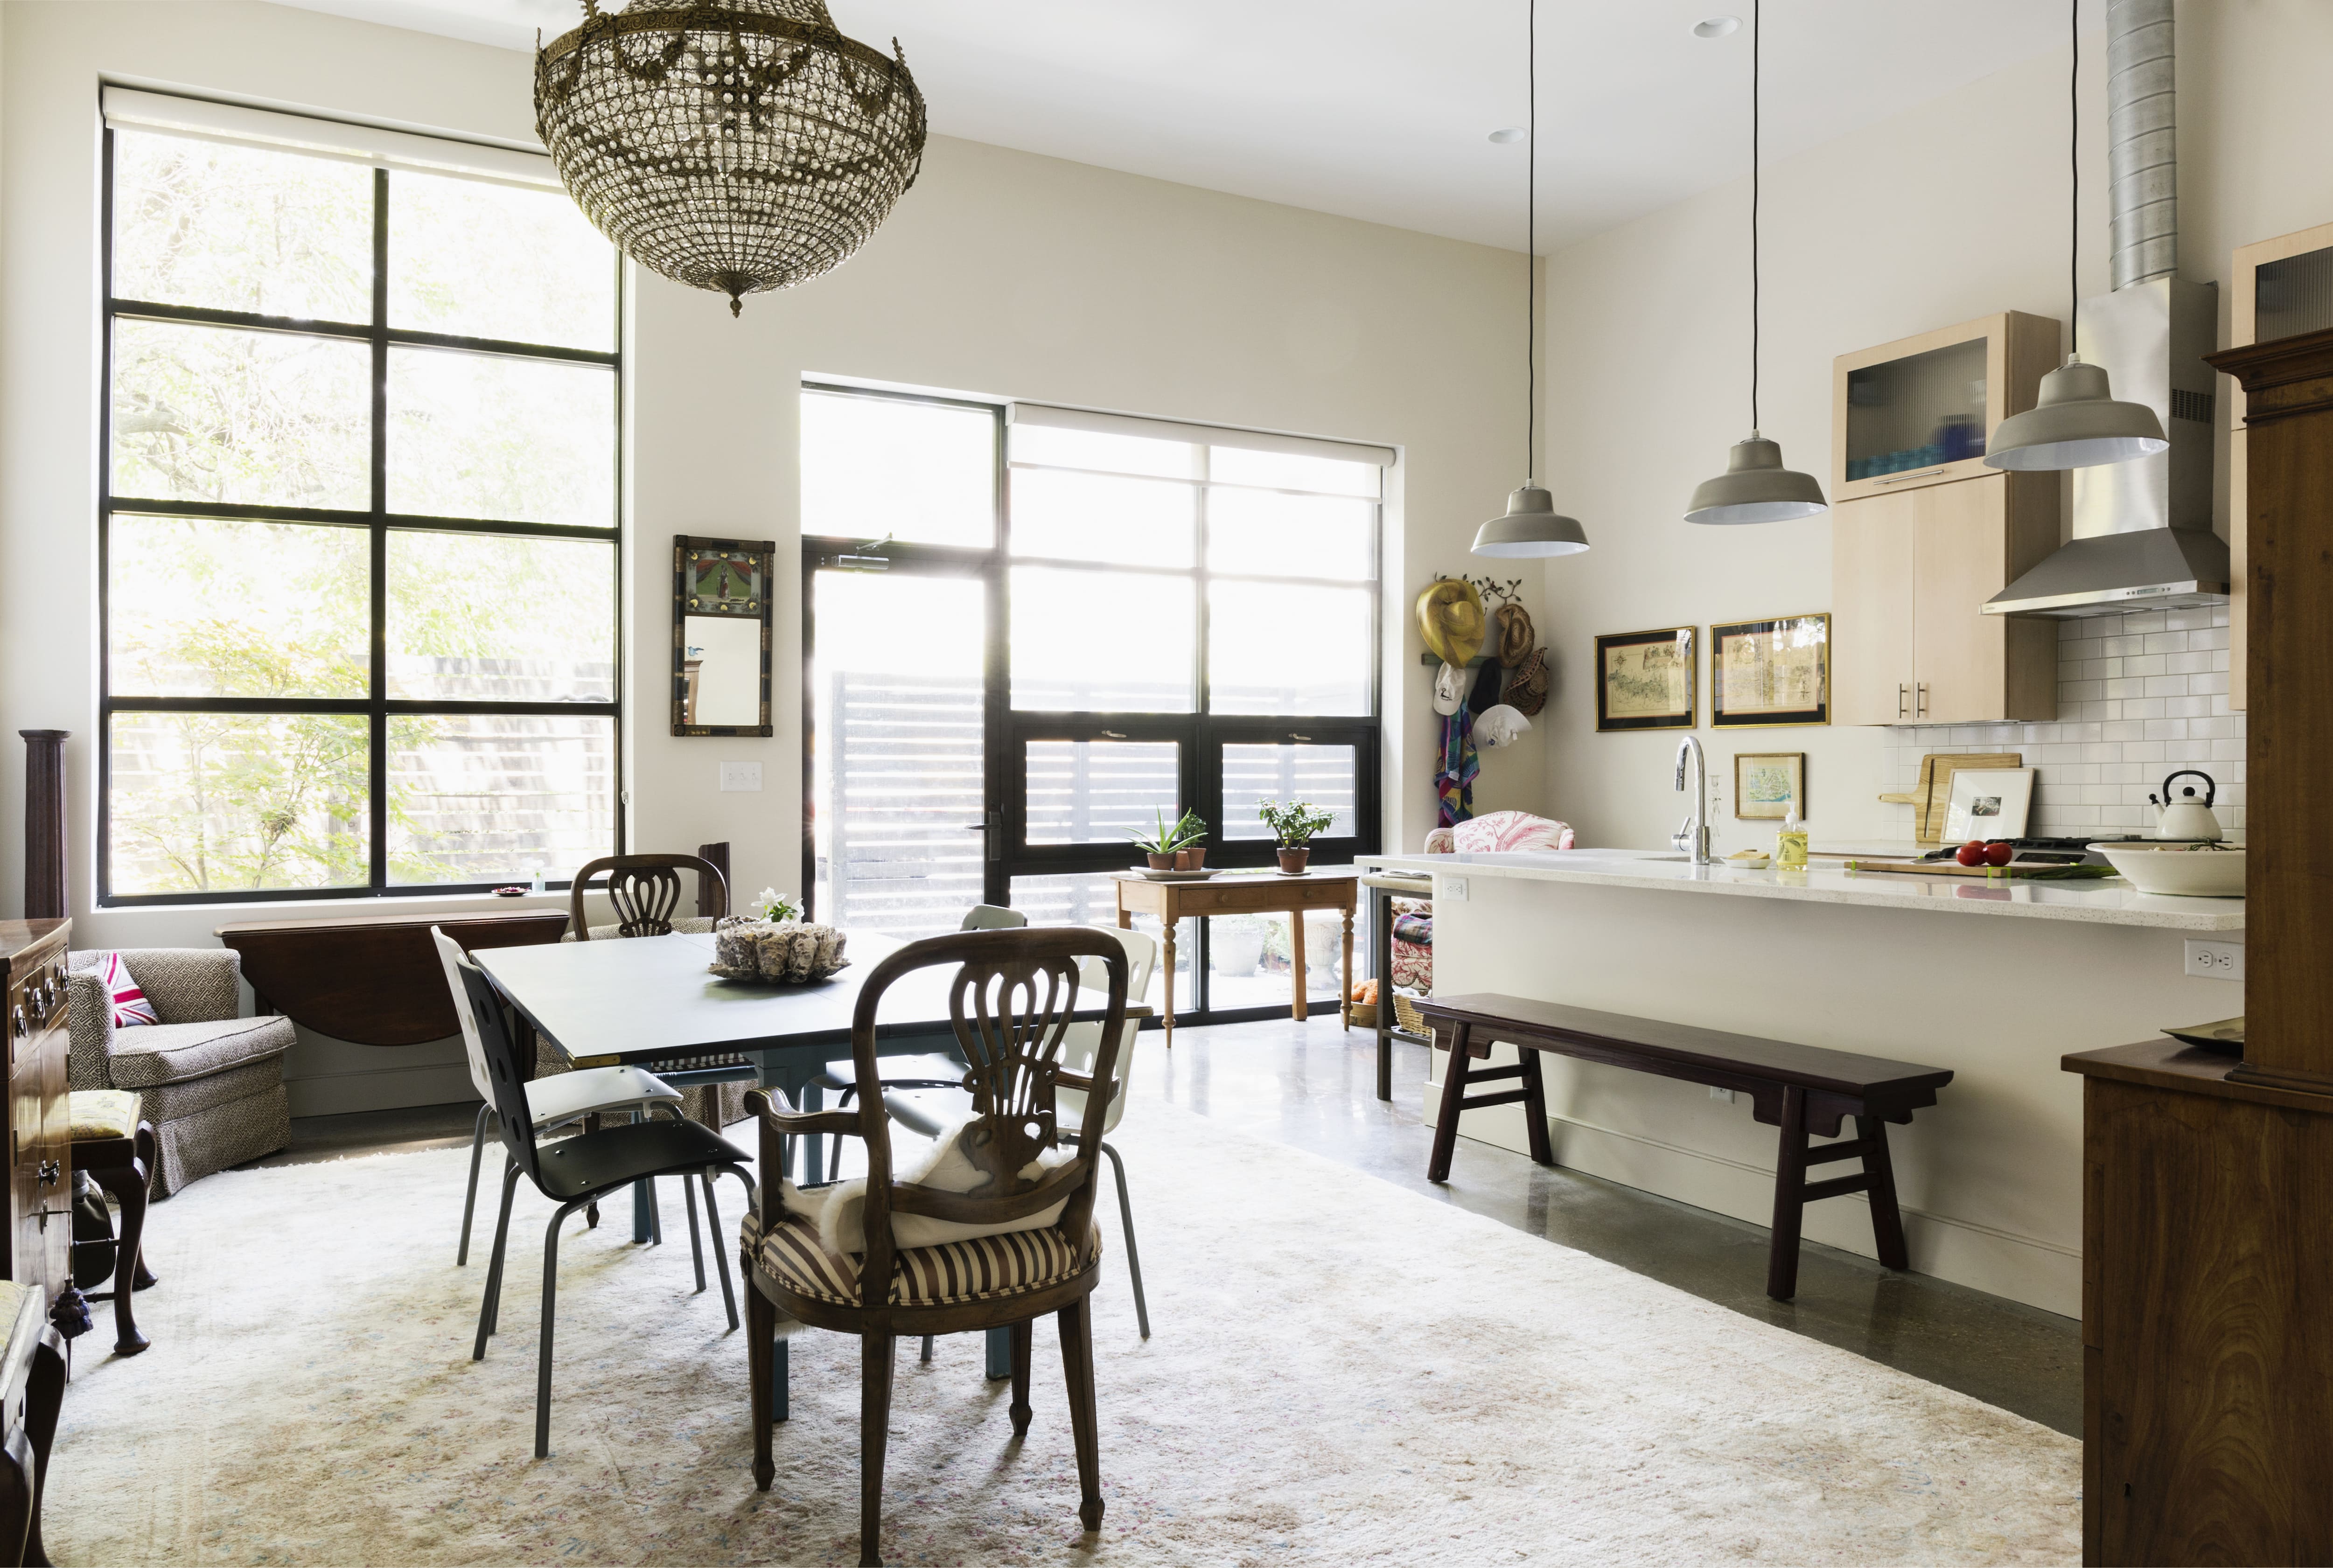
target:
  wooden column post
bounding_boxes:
[18,730,67,920]
[2209,330,2333,1094]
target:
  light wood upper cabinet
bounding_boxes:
[1832,311,2061,504]
[1830,472,2059,726]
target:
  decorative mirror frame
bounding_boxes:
[672,535,776,737]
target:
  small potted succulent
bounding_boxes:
[1132,808,1208,871]
[1257,798,1335,873]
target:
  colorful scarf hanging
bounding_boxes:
[1435,700,1477,826]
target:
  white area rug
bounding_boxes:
[43,1104,2079,1565]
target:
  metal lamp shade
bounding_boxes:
[1983,358,2168,471]
[1473,486,1589,557]
[1685,436,1828,526]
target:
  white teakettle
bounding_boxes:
[2149,769,2224,842]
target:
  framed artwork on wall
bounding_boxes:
[673,536,776,737]
[1711,613,1830,729]
[1733,752,1807,820]
[1594,626,1697,732]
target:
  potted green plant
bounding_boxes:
[1257,798,1335,873]
[1131,808,1208,871]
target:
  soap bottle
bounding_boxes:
[1775,803,1809,869]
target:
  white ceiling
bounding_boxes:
[272,0,2066,252]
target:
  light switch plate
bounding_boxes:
[719,761,762,793]
[2184,939,2243,980]
[1443,877,1470,902]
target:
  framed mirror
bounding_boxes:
[673,535,775,736]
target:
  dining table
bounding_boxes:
[472,923,1148,1410]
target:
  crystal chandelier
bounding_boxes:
[535,0,928,316]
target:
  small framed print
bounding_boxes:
[1595,626,1697,732]
[1711,613,1830,729]
[1941,767,2036,842]
[1734,752,1806,820]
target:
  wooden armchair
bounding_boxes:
[567,852,729,940]
[740,927,1131,1568]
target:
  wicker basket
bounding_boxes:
[1392,992,1431,1038]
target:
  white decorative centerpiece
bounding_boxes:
[710,893,849,983]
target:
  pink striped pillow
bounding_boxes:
[1450,811,1574,854]
[96,952,158,1029]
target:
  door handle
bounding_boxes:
[962,810,1002,862]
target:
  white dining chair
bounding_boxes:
[432,927,696,1267]
[884,924,1160,1339]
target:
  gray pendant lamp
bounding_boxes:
[1685,0,1827,527]
[1984,0,2166,471]
[1473,0,1588,558]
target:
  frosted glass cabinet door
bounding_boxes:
[1830,492,1916,726]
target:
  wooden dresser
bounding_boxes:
[1,920,70,1310]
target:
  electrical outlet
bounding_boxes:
[2184,940,2244,981]
[1443,877,1470,903]
[719,761,762,793]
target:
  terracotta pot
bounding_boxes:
[1176,847,1207,870]
[1146,852,1176,870]
[1277,847,1311,874]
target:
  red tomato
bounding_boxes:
[1955,841,1987,867]
[1984,841,2016,868]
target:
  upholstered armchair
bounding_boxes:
[64,948,293,1197]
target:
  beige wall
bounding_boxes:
[0,2,1540,1107]
[1536,1,2333,855]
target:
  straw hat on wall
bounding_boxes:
[1416,578,1485,667]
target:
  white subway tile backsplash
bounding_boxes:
[1883,629,2245,841]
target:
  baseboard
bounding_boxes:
[286,1062,475,1118]
[1423,1073,2081,1319]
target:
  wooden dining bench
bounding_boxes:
[1416,992,1953,1301]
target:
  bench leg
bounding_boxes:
[1426,1023,1474,1183]
[1518,1048,1555,1167]
[1858,1114,1911,1271]
[1767,1084,1810,1301]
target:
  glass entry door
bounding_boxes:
[807,558,998,938]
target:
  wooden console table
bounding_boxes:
[215,906,572,1046]
[1111,870,1356,1045]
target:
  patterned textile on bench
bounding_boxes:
[754,1209,1099,1308]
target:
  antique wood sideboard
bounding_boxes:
[1,921,70,1310]
[1111,870,1356,1045]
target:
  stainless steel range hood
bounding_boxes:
[1985,0,2229,620]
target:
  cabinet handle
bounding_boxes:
[8,1007,21,1039]
[36,1161,58,1186]
[1898,683,1910,719]
[1876,467,1951,485]
[1916,683,1929,719]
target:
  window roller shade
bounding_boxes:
[101,86,559,189]
[1008,402,1395,470]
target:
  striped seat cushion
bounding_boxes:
[752,1208,1099,1308]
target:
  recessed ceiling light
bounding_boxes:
[1693,16,1741,37]
[1487,127,1526,144]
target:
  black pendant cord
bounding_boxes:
[1525,0,1536,486]
[2069,0,2080,352]
[1750,0,1760,434]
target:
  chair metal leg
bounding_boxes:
[537,1200,586,1458]
[919,1335,934,1363]
[699,1171,739,1331]
[474,1161,521,1359]
[1100,1139,1151,1339]
[682,1166,706,1292]
[457,1102,493,1265]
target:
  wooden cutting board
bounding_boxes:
[1877,752,2024,843]
[1841,856,2111,880]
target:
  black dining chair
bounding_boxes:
[454,951,757,1457]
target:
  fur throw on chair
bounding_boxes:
[781,1117,1074,1255]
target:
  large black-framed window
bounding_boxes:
[98,113,623,906]
[801,382,1383,1025]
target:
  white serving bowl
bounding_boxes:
[2089,842,2247,898]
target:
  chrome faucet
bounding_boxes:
[1672,736,1713,864]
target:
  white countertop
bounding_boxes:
[1361,847,2246,932]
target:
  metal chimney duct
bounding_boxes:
[2107,0,2178,289]
[1986,0,2228,619]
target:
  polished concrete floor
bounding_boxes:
[249,1013,2082,1436]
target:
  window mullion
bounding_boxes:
[369,167,391,896]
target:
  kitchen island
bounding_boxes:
[1363,847,2244,1315]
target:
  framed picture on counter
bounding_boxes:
[1711,613,1830,729]
[1941,767,2035,842]
[1594,626,1697,732]
[1733,752,1806,820]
